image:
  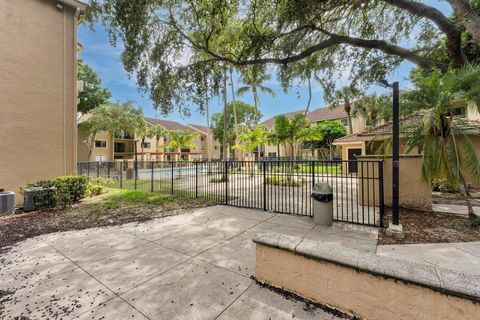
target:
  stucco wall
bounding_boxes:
[358,155,432,211]
[256,244,480,320]
[0,0,78,195]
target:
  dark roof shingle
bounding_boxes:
[307,105,348,122]
[144,117,190,131]
[260,109,307,127]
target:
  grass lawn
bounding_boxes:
[0,188,215,248]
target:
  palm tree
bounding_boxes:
[402,66,480,225]
[353,93,391,128]
[149,125,167,160]
[272,114,313,160]
[136,123,155,163]
[330,85,362,134]
[234,126,269,173]
[162,130,199,177]
[237,65,275,112]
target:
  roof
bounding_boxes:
[260,109,307,127]
[334,114,423,143]
[334,114,480,144]
[188,124,212,135]
[59,0,87,9]
[144,117,190,131]
[307,105,348,122]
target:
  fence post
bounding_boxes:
[224,161,228,205]
[96,162,100,178]
[171,161,174,194]
[311,161,315,186]
[263,161,267,211]
[195,162,198,198]
[120,161,123,189]
[151,162,154,193]
[107,163,110,179]
[134,161,138,190]
[87,162,90,177]
[378,160,385,227]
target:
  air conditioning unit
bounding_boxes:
[0,191,16,215]
[23,187,56,212]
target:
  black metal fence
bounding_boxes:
[78,160,384,227]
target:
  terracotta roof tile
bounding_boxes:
[334,114,480,143]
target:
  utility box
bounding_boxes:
[311,182,333,226]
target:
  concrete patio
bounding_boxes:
[0,205,378,319]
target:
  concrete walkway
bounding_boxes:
[0,206,378,320]
[432,203,480,216]
[377,241,480,275]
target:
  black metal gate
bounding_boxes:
[78,159,385,227]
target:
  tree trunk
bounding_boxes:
[205,94,211,161]
[304,76,312,116]
[253,85,258,111]
[346,111,354,134]
[222,64,228,162]
[87,131,97,161]
[229,66,240,160]
[156,136,160,160]
[459,176,480,225]
[447,0,480,47]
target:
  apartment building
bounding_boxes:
[187,124,221,160]
[258,105,366,159]
[0,0,85,196]
[78,117,221,162]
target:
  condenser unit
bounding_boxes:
[0,191,16,215]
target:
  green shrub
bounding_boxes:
[86,183,104,197]
[85,177,114,197]
[23,175,90,210]
[432,178,459,193]
[210,177,228,183]
[265,175,306,187]
[54,176,89,202]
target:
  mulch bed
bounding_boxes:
[378,207,480,245]
[0,199,214,249]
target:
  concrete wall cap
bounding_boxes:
[253,232,480,301]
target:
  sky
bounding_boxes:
[77,1,451,126]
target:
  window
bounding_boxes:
[95,140,107,148]
[214,146,219,150]
[142,142,151,149]
[340,119,348,126]
[95,155,106,162]
[452,107,466,117]
[268,152,277,157]
[200,136,205,142]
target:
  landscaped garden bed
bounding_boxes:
[0,188,214,249]
[378,207,480,245]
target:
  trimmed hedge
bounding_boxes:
[22,176,115,210]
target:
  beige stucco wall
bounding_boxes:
[0,0,79,195]
[256,244,480,320]
[358,155,432,211]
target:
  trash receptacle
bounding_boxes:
[126,167,135,180]
[311,182,333,226]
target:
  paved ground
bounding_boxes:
[432,203,480,216]
[377,241,480,275]
[0,206,378,320]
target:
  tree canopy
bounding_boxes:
[211,101,262,146]
[303,120,347,159]
[85,0,480,115]
[77,59,111,114]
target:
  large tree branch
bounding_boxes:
[447,0,480,45]
[382,0,465,65]
[198,31,439,70]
